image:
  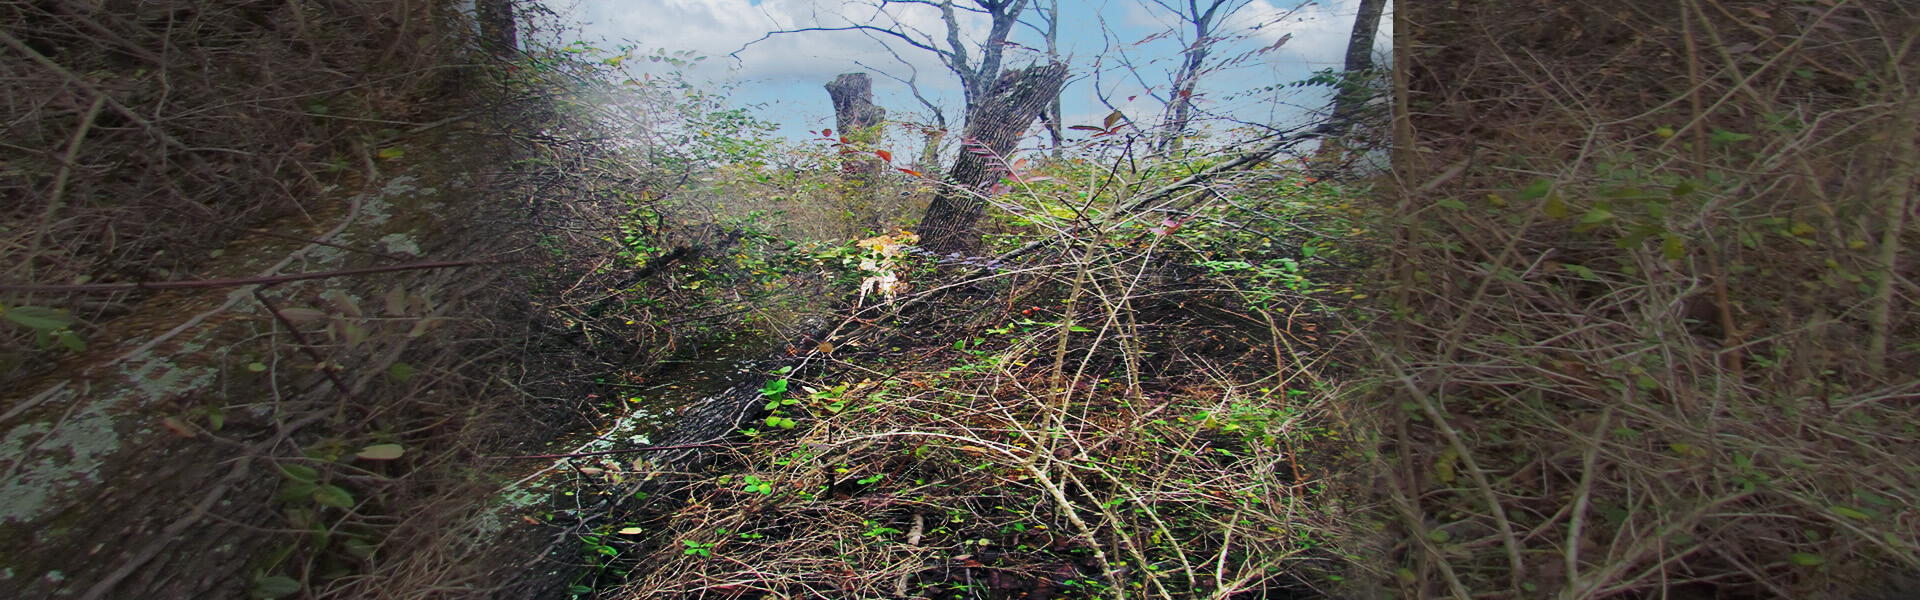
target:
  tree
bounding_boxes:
[741,0,1061,252]
[918,62,1067,254]
[1151,0,1257,154]
[824,72,887,182]
[1319,0,1387,139]
[476,0,517,57]
[1035,0,1066,159]
[1306,0,1387,180]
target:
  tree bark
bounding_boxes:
[1321,0,1387,138]
[475,0,517,57]
[1043,0,1065,160]
[1309,0,1386,177]
[825,73,887,181]
[918,63,1068,255]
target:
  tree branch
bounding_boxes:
[0,258,509,293]
[733,25,947,62]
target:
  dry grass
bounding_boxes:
[1380,1,1920,597]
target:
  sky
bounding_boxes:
[532,0,1390,149]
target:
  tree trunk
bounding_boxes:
[1321,0,1387,137]
[1309,0,1386,177]
[825,73,887,182]
[475,0,517,57]
[1044,0,1064,160]
[1156,43,1210,154]
[918,63,1068,255]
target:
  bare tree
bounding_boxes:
[741,0,1062,251]
[1151,0,1257,154]
[1307,0,1387,178]
[854,40,951,174]
[1320,0,1387,138]
[1035,0,1066,159]
[476,0,518,57]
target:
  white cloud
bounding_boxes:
[1234,0,1391,69]
[563,0,988,89]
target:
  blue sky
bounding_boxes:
[537,0,1389,149]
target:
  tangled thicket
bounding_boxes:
[1384,1,1918,597]
[0,0,471,375]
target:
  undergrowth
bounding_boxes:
[1383,1,1919,598]
[550,141,1384,599]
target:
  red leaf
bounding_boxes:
[1104,110,1124,129]
[162,417,197,438]
[876,149,893,162]
[822,128,833,137]
[1012,158,1029,170]
[839,136,850,144]
[897,167,924,177]
[1068,125,1106,132]
[1178,89,1192,98]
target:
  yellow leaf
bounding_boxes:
[1542,194,1568,219]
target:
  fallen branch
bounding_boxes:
[492,442,747,460]
[0,258,509,293]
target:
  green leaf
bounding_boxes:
[1426,529,1450,543]
[1709,129,1752,144]
[279,482,318,504]
[342,537,376,558]
[1518,179,1553,201]
[1437,198,1468,211]
[1580,209,1615,224]
[376,147,405,159]
[355,444,405,461]
[5,306,73,330]
[313,484,355,508]
[280,464,321,483]
[1670,180,1696,198]
[1661,234,1686,260]
[1831,506,1871,520]
[1787,553,1825,567]
[251,575,303,599]
[387,362,415,381]
[248,362,268,372]
[1565,264,1598,280]
[57,330,85,352]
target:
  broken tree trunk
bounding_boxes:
[825,73,887,182]
[917,62,1068,255]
